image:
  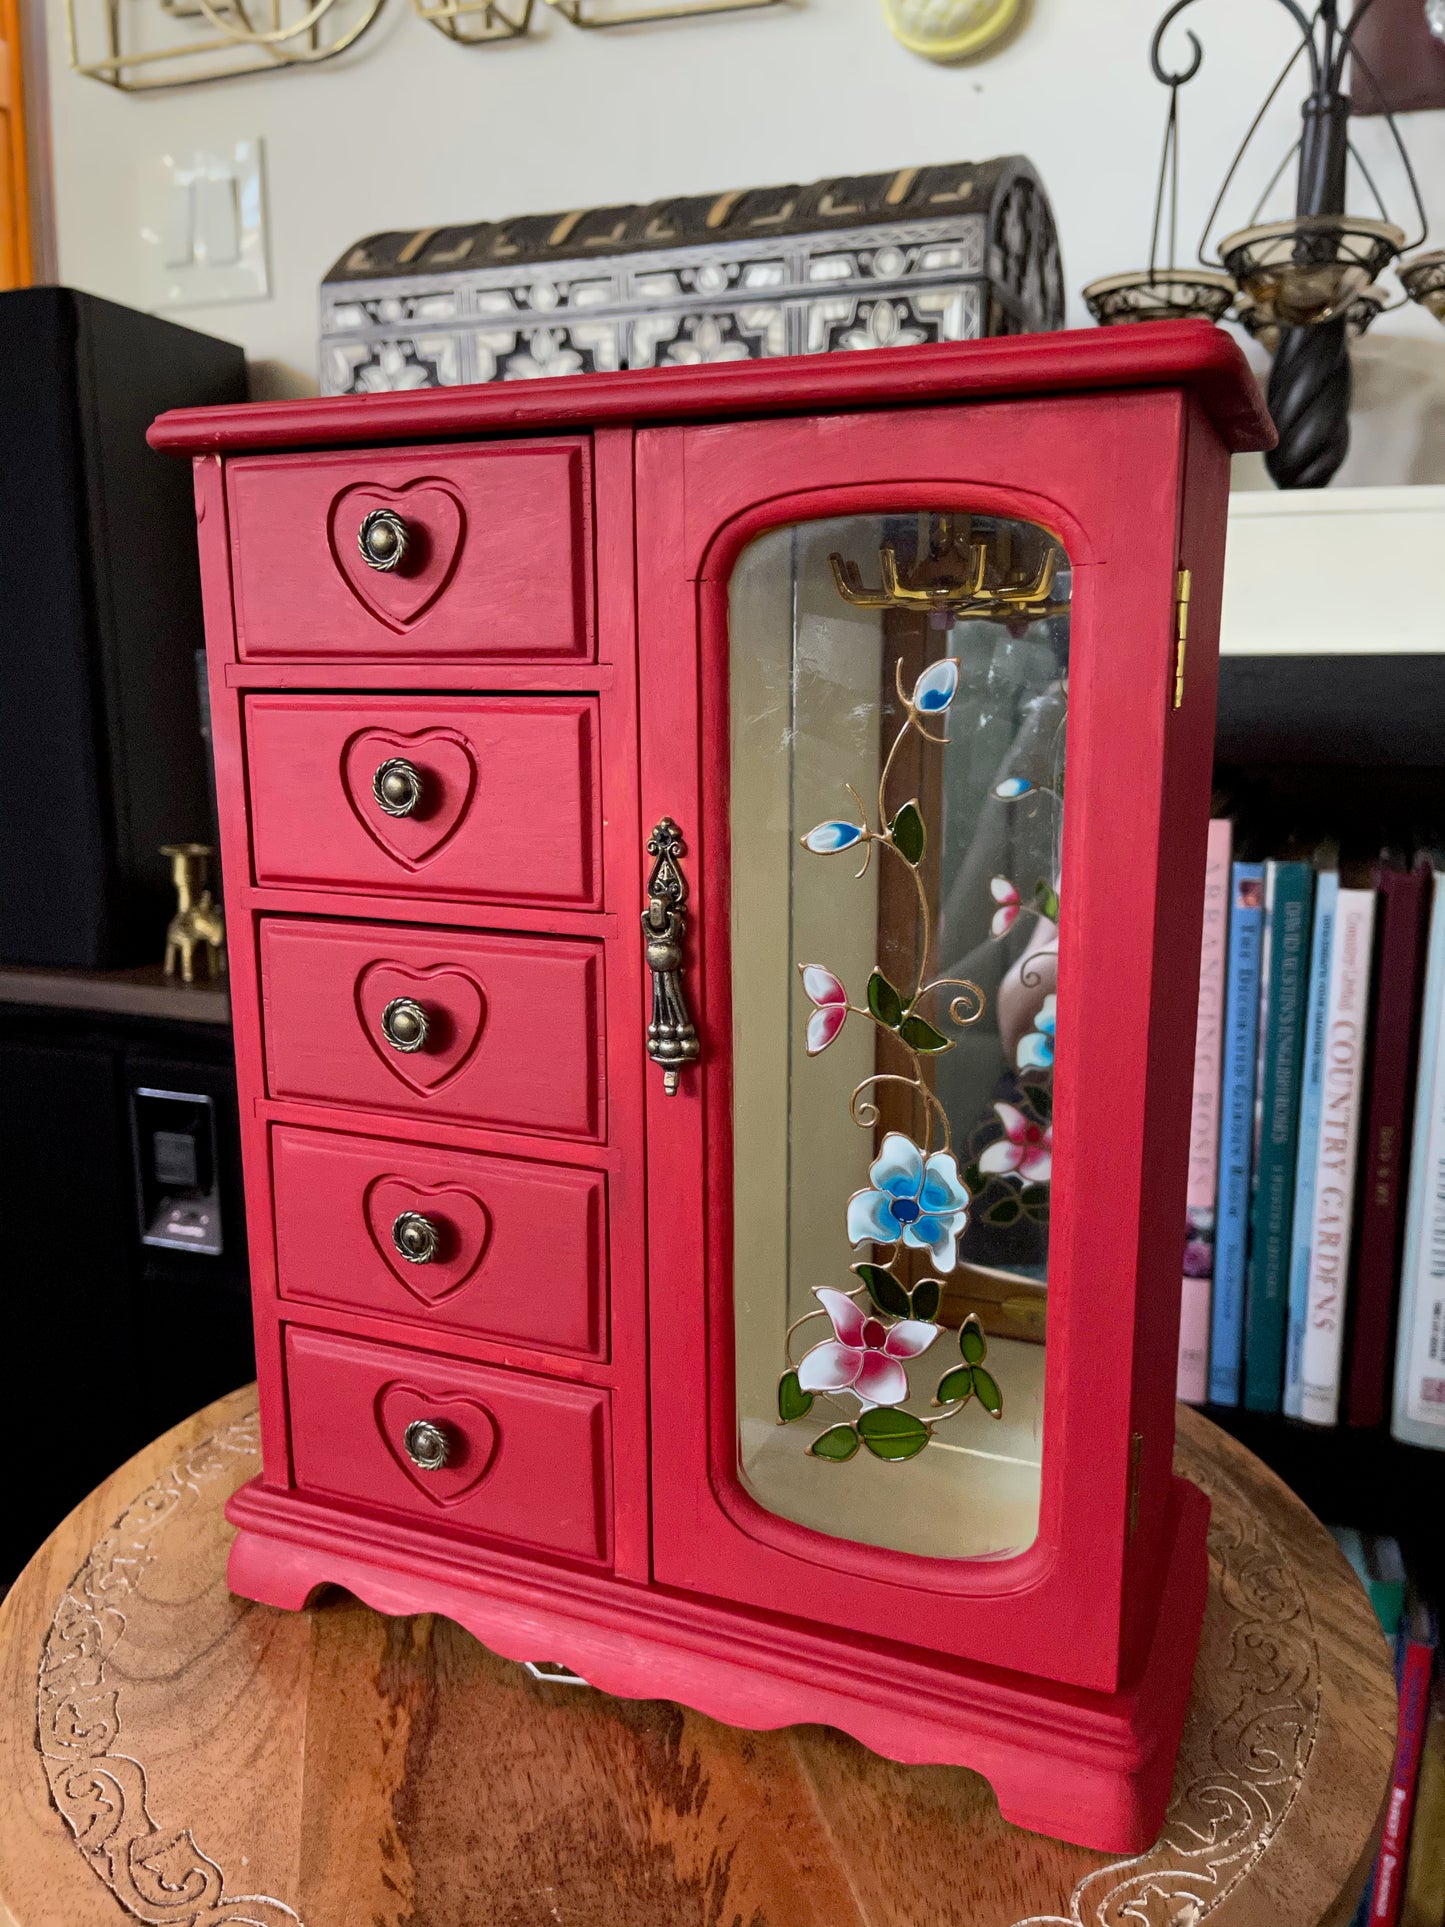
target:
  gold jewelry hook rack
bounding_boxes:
[830,514,1069,625]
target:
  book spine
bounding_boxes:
[1393,872,1445,1452]
[1210,861,1266,1406]
[1244,862,1315,1412]
[1299,888,1377,1426]
[1348,866,1431,1428]
[1370,1634,1437,1927]
[1285,871,1339,1418]
[1400,1666,1445,1927]
[1179,819,1232,1404]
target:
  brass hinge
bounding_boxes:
[1172,568,1191,711]
[1127,1430,1144,1540]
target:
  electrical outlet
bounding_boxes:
[138,139,268,309]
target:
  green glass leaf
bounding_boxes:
[1020,1184,1050,1209]
[972,1366,1004,1417]
[910,1277,942,1322]
[963,1162,983,1191]
[959,1317,987,1364]
[1034,878,1060,921]
[867,970,906,1030]
[810,1424,861,1462]
[986,1197,1022,1226]
[899,1013,950,1054]
[777,1370,813,1423]
[935,1365,974,1405]
[889,801,926,867]
[853,1263,911,1318]
[857,1407,931,1460]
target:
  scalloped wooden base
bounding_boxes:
[225,1471,1209,1854]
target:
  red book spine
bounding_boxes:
[1369,1635,1436,1927]
[1346,866,1431,1428]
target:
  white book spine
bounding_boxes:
[1298,888,1376,1426]
[1392,872,1445,1449]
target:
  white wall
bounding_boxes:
[36,0,1445,481]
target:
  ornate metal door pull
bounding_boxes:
[643,818,700,1095]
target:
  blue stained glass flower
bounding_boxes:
[1017,992,1057,1071]
[993,775,1035,800]
[911,658,960,713]
[846,1132,971,1273]
[802,820,865,854]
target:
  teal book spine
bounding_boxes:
[1209,861,1266,1406]
[1283,870,1339,1419]
[1243,860,1315,1412]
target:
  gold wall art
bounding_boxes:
[66,0,388,89]
[68,0,784,81]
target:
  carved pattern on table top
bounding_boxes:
[33,1403,1319,1927]
[35,1411,303,1927]
[1011,1429,1322,1927]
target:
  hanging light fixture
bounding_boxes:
[1083,0,1441,489]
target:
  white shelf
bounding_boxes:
[1221,486,1445,658]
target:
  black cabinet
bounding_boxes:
[0,995,251,1581]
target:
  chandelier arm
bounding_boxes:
[1338,34,1429,248]
[1149,0,1203,86]
[1329,0,1383,89]
[1269,0,1323,87]
[1344,137,1390,224]
[1148,86,1182,275]
[1247,137,1302,226]
[1194,29,1312,265]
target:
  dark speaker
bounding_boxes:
[0,289,247,968]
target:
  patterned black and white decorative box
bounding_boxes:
[318,157,1064,394]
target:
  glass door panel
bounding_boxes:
[730,512,1069,1561]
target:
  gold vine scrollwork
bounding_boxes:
[35,1412,303,1927]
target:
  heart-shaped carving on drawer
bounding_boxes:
[363,1175,491,1303]
[355,962,485,1094]
[377,1382,499,1506]
[341,728,477,869]
[328,480,466,630]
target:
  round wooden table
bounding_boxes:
[0,1386,1395,1927]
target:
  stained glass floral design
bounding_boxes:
[776,649,1014,1465]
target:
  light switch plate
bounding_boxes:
[138,139,268,309]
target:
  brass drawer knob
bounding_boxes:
[373,757,423,818]
[359,508,408,573]
[392,1209,440,1265]
[380,996,429,1053]
[402,1418,450,1470]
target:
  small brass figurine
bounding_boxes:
[162,843,227,985]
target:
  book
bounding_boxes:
[1330,1526,1408,1639]
[1244,860,1315,1412]
[1298,886,1377,1426]
[1285,869,1339,1418]
[1210,860,1266,1406]
[1349,862,1431,1430]
[1367,1591,1438,1927]
[1393,867,1445,1452]
[1402,1661,1445,1927]
[1179,818,1232,1404]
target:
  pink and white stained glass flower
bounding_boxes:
[800,964,849,1055]
[977,1101,1053,1183]
[797,1288,939,1409]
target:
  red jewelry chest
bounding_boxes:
[153,324,1272,1853]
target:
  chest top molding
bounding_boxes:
[150,323,1274,460]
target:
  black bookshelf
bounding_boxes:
[1207,647,1445,1608]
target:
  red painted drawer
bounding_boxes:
[272,1124,607,1356]
[227,440,591,660]
[260,918,604,1140]
[246,695,599,908]
[286,1327,611,1563]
